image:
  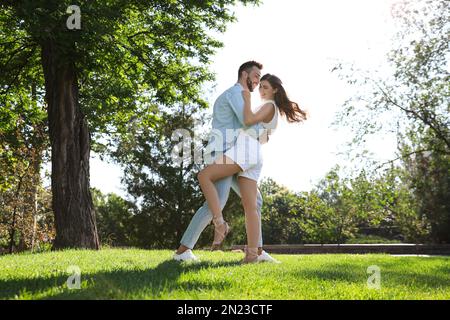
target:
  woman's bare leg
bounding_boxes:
[197,156,241,221]
[238,176,260,262]
[197,155,241,247]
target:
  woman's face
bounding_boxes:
[259,80,276,100]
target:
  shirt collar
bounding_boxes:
[235,82,244,90]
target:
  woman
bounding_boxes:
[197,73,307,263]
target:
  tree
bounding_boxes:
[388,3,450,241]
[399,132,450,242]
[333,0,449,157]
[91,188,137,247]
[0,0,259,249]
[313,168,364,244]
[113,103,209,248]
[0,81,51,253]
[332,0,449,242]
[259,178,306,244]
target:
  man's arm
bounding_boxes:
[226,88,247,127]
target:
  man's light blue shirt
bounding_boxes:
[204,83,262,161]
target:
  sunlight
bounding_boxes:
[86,0,404,195]
[206,0,400,192]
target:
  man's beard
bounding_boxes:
[246,77,253,92]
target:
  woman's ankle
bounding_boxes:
[243,248,259,263]
[245,245,262,254]
[212,216,225,227]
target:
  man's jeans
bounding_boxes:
[180,174,263,249]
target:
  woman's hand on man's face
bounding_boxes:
[241,90,251,101]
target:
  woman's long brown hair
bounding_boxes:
[261,74,307,123]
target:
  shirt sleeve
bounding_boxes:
[226,88,246,126]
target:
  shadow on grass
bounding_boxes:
[0,259,242,300]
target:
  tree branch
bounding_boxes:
[1,43,36,71]
[372,80,450,150]
[375,148,449,170]
[0,45,37,95]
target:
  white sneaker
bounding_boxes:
[257,250,281,264]
[173,249,199,262]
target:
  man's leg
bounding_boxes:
[177,175,233,254]
[230,175,263,252]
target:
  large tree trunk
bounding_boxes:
[41,40,99,250]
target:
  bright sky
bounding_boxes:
[88,0,399,196]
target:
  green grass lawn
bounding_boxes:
[0,248,449,300]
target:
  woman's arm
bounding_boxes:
[242,90,275,126]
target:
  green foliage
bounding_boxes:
[259,178,305,244]
[1,0,261,151]
[399,133,450,242]
[1,0,260,249]
[257,166,431,245]
[91,188,137,247]
[345,235,401,244]
[80,164,433,249]
[331,0,449,242]
[0,84,51,252]
[258,173,383,245]
[0,181,54,253]
[110,103,210,249]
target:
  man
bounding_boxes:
[174,61,278,263]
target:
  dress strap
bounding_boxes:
[263,99,276,106]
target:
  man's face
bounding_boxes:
[245,66,261,92]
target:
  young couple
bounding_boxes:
[174,61,307,263]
